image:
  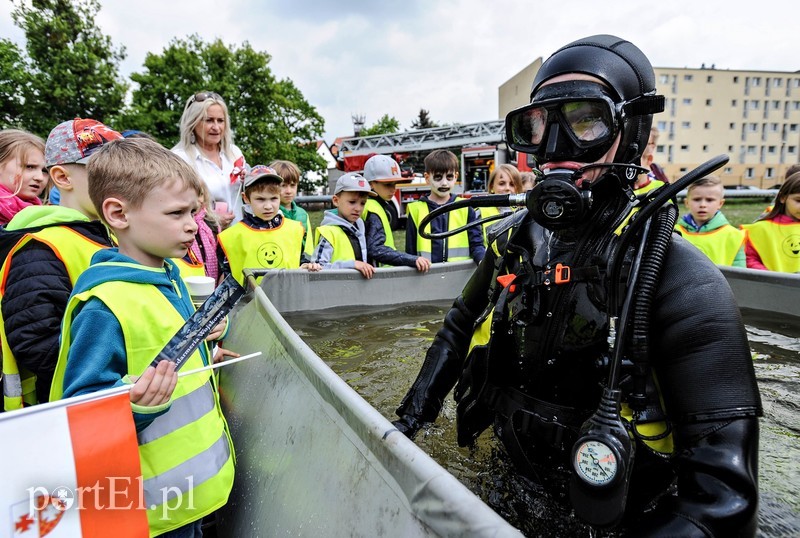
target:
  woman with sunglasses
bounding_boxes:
[394,35,760,537]
[173,92,246,228]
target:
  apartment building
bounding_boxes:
[499,61,800,187]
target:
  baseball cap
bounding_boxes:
[363,154,402,183]
[45,118,123,168]
[244,165,283,188]
[334,172,375,196]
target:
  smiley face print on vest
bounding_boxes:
[783,235,800,258]
[258,242,285,268]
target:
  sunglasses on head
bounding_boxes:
[187,92,223,107]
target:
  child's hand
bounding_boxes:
[415,257,431,273]
[300,262,323,272]
[129,360,177,407]
[206,319,227,341]
[213,346,240,364]
[354,261,375,279]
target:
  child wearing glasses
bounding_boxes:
[405,149,485,264]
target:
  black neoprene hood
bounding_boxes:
[530,35,658,165]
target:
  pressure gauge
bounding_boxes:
[573,439,618,486]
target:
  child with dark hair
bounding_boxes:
[742,171,800,272]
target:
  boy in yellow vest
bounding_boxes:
[676,175,745,266]
[49,138,235,536]
[1,118,120,411]
[217,164,320,285]
[270,159,314,256]
[313,172,376,278]
[405,149,485,264]
[362,154,430,272]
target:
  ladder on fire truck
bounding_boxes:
[338,120,506,156]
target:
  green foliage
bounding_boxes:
[410,109,438,130]
[0,39,29,128]
[11,0,128,137]
[121,35,327,191]
[360,114,401,137]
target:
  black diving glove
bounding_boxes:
[392,414,423,440]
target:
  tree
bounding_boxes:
[359,114,401,137]
[122,35,327,191]
[410,109,439,130]
[0,39,29,128]
[11,0,128,137]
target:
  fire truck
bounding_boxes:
[338,120,532,216]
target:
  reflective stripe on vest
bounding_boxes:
[407,200,471,261]
[362,198,395,250]
[218,219,304,285]
[677,224,745,266]
[51,267,234,534]
[315,225,357,262]
[1,226,106,411]
[742,220,800,272]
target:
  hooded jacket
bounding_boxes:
[676,211,746,267]
[312,210,368,269]
[0,206,112,402]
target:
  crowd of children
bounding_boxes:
[0,104,799,536]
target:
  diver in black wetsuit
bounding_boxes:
[393,35,762,537]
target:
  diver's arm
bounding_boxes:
[631,237,761,537]
[394,247,496,437]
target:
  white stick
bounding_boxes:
[178,351,262,378]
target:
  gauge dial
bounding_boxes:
[574,439,618,486]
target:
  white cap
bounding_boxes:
[363,154,403,182]
[334,172,376,195]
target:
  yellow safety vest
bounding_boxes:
[634,178,665,196]
[407,199,471,261]
[171,249,206,280]
[676,224,745,266]
[1,226,107,411]
[218,219,304,285]
[362,198,395,250]
[742,220,800,272]
[315,225,357,263]
[50,270,235,536]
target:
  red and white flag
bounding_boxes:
[1,390,148,537]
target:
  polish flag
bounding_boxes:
[0,389,148,537]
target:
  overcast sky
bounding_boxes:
[1,0,797,142]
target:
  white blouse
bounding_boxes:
[173,144,246,223]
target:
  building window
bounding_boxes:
[657,121,667,130]
[729,122,736,129]
[774,79,782,87]
[794,101,800,110]
[752,77,761,86]
[731,99,737,106]
[705,99,712,106]
[682,121,691,128]
[747,146,757,154]
[679,167,688,173]
[768,146,777,153]
[680,145,689,151]
[727,145,734,152]
[684,74,693,81]
[750,100,759,109]
[724,167,733,174]
[772,100,781,109]
[707,75,713,83]
[659,74,670,84]
[704,122,711,129]
[789,146,797,154]
[733,76,739,83]
[770,123,779,132]
[703,144,709,151]
[749,123,758,132]
[790,124,799,132]
[745,168,754,178]
[766,168,774,177]
[682,98,692,105]
[656,144,665,153]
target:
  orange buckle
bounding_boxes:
[554,263,571,284]
[497,274,517,293]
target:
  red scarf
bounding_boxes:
[0,183,42,226]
